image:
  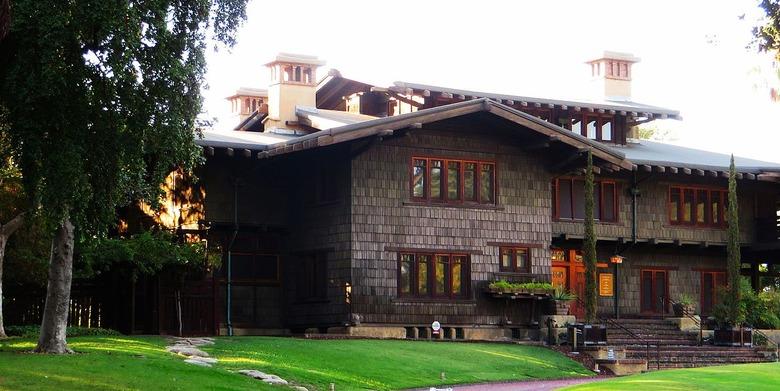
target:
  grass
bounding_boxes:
[0,336,593,390]
[563,362,780,391]
[204,337,593,390]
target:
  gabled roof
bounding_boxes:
[258,98,633,170]
[392,81,681,119]
[296,106,378,130]
[609,139,780,174]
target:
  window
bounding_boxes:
[298,253,328,300]
[410,157,495,205]
[669,186,726,227]
[500,247,531,273]
[398,252,470,299]
[554,178,618,222]
[564,114,614,142]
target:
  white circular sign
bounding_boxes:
[431,321,441,331]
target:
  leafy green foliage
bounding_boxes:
[676,293,694,306]
[0,0,248,237]
[726,155,743,326]
[488,280,554,293]
[78,230,221,282]
[552,287,577,302]
[5,325,120,338]
[582,151,598,324]
[712,277,780,329]
[755,0,780,61]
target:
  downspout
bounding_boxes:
[226,179,239,337]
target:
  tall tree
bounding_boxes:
[0,0,247,353]
[726,155,744,327]
[0,110,25,338]
[583,151,598,324]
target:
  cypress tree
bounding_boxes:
[726,155,744,326]
[583,151,598,324]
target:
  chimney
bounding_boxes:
[226,87,268,125]
[264,53,326,131]
[586,51,640,101]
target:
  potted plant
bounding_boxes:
[552,288,576,315]
[673,293,695,317]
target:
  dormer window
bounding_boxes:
[565,114,613,142]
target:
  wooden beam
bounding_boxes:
[455,94,465,100]
[609,110,616,115]
[561,105,568,110]
[241,149,251,158]
[693,169,705,176]
[203,146,215,156]
[719,171,729,179]
[521,101,528,107]
[640,164,652,172]
[745,173,756,180]
[653,166,666,173]
[534,102,542,108]
[592,165,602,174]
[619,111,627,116]
[597,109,605,114]
[421,89,431,97]
[547,103,555,109]
[668,167,678,174]
[587,107,595,112]
[682,167,692,175]
[505,99,515,105]
[440,92,453,99]
[707,170,718,177]
[225,147,234,157]
[409,122,423,129]
[574,106,581,112]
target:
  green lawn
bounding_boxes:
[0,336,593,390]
[563,362,780,391]
[204,337,593,390]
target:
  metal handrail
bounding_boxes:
[662,296,703,346]
[751,328,779,360]
[574,297,660,370]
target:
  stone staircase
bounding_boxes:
[606,318,777,370]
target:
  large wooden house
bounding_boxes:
[155,52,780,338]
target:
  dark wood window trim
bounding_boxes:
[668,185,727,228]
[553,177,619,223]
[562,114,614,142]
[398,251,471,300]
[410,156,497,206]
[499,247,531,273]
[296,251,329,303]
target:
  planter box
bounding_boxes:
[714,328,753,347]
[567,323,608,346]
[555,302,570,315]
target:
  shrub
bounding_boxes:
[5,325,121,338]
[712,278,780,329]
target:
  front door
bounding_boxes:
[701,271,726,316]
[640,269,668,315]
[552,267,567,290]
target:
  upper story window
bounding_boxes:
[399,252,470,299]
[411,157,495,205]
[500,247,530,273]
[553,178,618,222]
[563,115,613,142]
[669,186,727,228]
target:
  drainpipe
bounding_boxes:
[226,179,239,336]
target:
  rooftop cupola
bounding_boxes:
[265,53,326,130]
[586,51,640,102]
[226,87,268,124]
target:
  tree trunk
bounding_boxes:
[0,212,25,339]
[34,218,74,354]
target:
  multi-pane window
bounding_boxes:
[553,178,618,222]
[298,253,328,300]
[411,157,495,204]
[399,252,469,299]
[563,115,614,142]
[500,247,531,273]
[669,186,727,227]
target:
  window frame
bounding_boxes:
[668,185,727,228]
[410,156,497,205]
[563,114,615,142]
[553,177,619,223]
[499,247,532,273]
[398,251,471,300]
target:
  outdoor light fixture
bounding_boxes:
[610,255,625,318]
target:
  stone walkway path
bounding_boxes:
[164,337,308,390]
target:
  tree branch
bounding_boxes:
[0,212,25,237]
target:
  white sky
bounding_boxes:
[203,0,780,163]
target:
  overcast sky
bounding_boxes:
[203,0,780,163]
